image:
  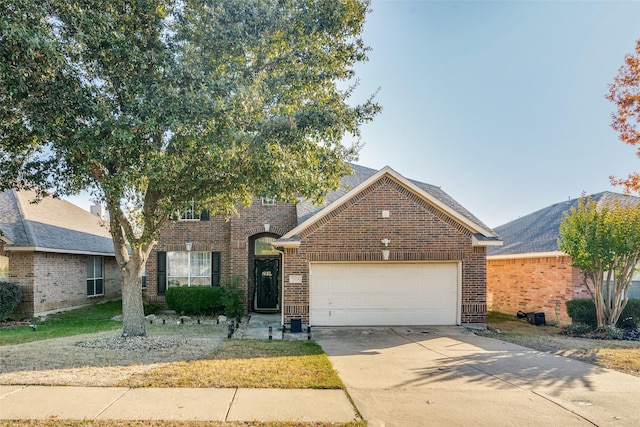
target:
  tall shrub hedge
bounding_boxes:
[566,298,640,328]
[165,286,224,315]
[165,285,245,316]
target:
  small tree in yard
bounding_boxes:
[558,197,640,327]
[0,0,379,337]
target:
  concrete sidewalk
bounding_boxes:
[0,315,355,423]
[0,386,358,422]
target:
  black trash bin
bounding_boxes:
[290,318,302,333]
[526,312,545,326]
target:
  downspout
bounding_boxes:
[274,247,285,329]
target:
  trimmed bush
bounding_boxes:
[566,299,597,327]
[165,286,224,315]
[566,298,640,328]
[0,282,22,320]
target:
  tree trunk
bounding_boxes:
[121,261,146,337]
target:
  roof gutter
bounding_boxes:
[272,237,301,249]
[4,246,115,257]
[472,234,503,247]
[487,251,568,260]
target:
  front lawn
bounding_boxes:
[121,339,345,389]
[0,300,122,345]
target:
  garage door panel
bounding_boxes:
[310,263,458,326]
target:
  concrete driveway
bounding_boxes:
[314,326,640,427]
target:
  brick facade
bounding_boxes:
[145,198,298,311]
[281,176,487,325]
[147,174,491,326]
[486,255,589,324]
[7,251,120,319]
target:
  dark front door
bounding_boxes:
[255,259,279,310]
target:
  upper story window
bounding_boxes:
[255,236,279,256]
[86,256,104,297]
[0,255,8,283]
[174,200,210,221]
[261,197,276,206]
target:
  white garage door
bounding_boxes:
[309,262,459,326]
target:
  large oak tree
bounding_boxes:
[0,0,379,336]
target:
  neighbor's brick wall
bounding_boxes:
[9,251,120,319]
[282,176,487,325]
[7,252,35,319]
[486,255,589,324]
[146,199,298,311]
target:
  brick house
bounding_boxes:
[0,190,120,318]
[486,192,640,324]
[145,164,501,327]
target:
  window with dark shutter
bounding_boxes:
[157,251,167,295]
[211,251,220,286]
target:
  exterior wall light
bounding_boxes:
[381,238,390,260]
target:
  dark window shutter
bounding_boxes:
[211,251,220,286]
[157,251,167,295]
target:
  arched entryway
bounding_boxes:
[249,233,281,313]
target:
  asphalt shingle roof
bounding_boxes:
[0,189,114,255]
[487,191,640,256]
[296,163,493,234]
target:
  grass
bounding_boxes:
[121,340,345,389]
[0,300,122,345]
[484,311,640,376]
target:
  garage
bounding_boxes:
[309,262,460,326]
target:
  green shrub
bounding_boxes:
[220,276,245,318]
[566,299,597,327]
[165,286,224,315]
[619,299,640,328]
[601,325,623,339]
[564,322,595,336]
[142,294,158,316]
[0,282,21,320]
[566,298,640,328]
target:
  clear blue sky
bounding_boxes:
[66,0,640,229]
[348,0,640,228]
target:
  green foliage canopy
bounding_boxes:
[558,197,640,326]
[0,0,379,336]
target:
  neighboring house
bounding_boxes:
[0,190,121,318]
[486,192,640,324]
[145,164,501,327]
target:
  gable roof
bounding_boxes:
[281,164,500,246]
[0,189,114,256]
[487,191,640,257]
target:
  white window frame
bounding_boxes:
[176,200,204,221]
[166,251,211,287]
[87,256,104,297]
